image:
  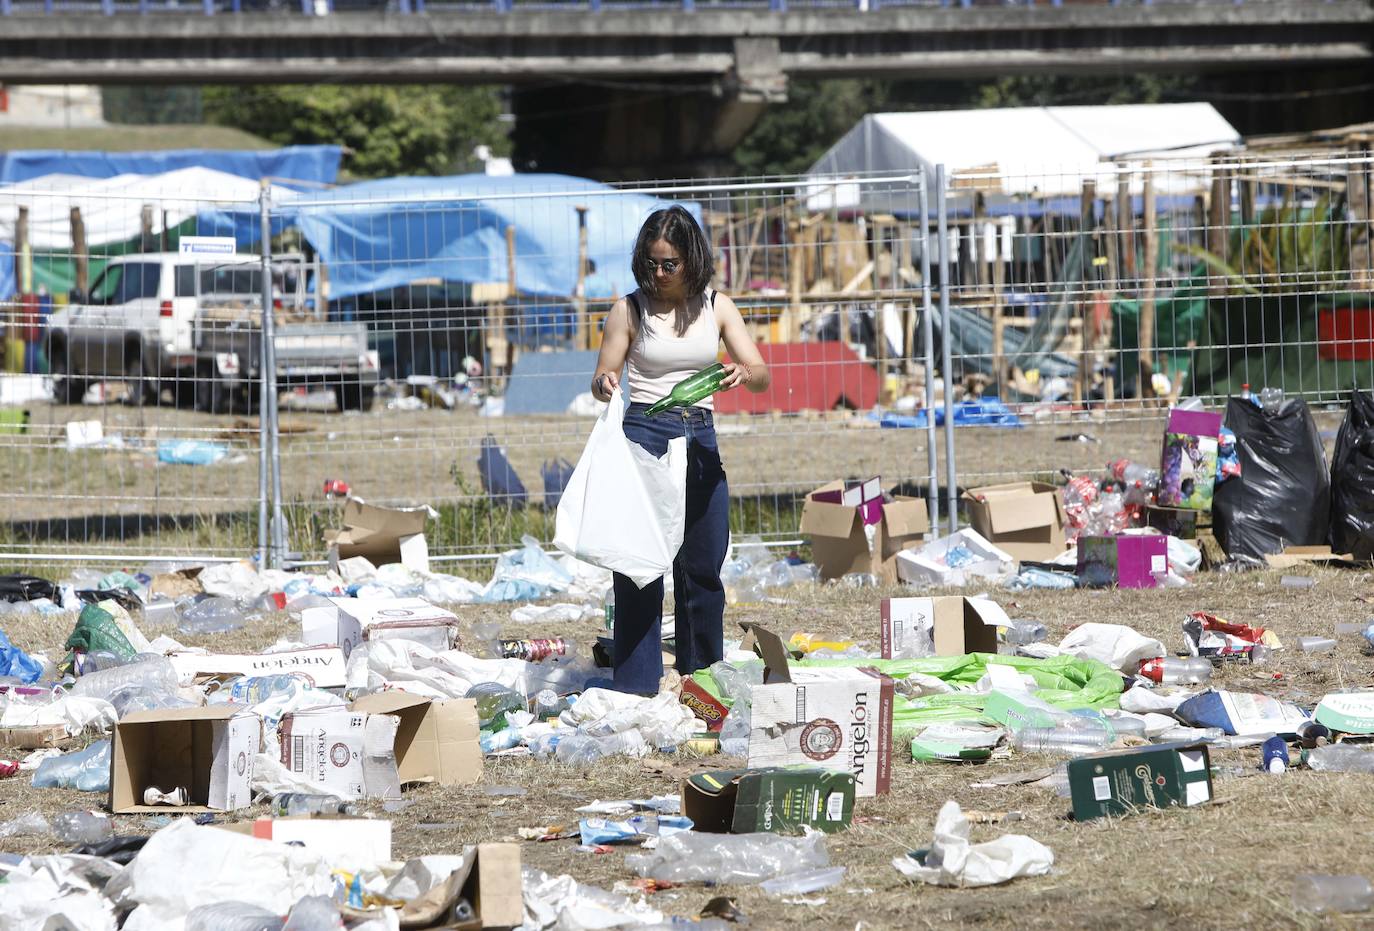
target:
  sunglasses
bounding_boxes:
[645,259,682,275]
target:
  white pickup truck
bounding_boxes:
[44,252,380,412]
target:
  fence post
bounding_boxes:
[257,185,271,569]
[936,164,958,534]
[919,170,939,533]
[258,181,286,569]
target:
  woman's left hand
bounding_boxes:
[719,362,752,390]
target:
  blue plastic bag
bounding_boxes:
[541,458,576,510]
[157,440,229,465]
[0,628,43,683]
[32,739,112,791]
[477,435,527,506]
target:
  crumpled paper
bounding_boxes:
[892,801,1053,888]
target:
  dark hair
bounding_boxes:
[631,205,714,299]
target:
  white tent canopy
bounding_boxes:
[803,102,1242,208]
[0,166,299,249]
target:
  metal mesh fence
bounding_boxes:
[2,152,1370,565]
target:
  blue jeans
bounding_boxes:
[612,403,729,694]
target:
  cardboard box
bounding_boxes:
[961,482,1067,562]
[1067,742,1213,821]
[218,815,392,862]
[110,706,258,813]
[302,597,460,658]
[167,646,347,689]
[350,692,481,786]
[880,596,1008,659]
[0,723,71,749]
[1158,408,1223,511]
[683,768,855,834]
[680,679,729,732]
[1314,692,1374,734]
[149,567,204,600]
[810,476,884,525]
[1145,505,1198,541]
[800,480,929,583]
[396,843,523,930]
[326,497,432,573]
[742,624,893,798]
[278,709,401,800]
[894,529,1016,587]
[1078,534,1168,589]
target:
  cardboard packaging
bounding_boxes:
[961,482,1067,562]
[326,497,432,573]
[0,723,70,749]
[880,596,1008,659]
[1313,692,1374,734]
[167,646,347,689]
[800,480,929,583]
[680,679,729,732]
[302,597,460,658]
[1078,534,1168,589]
[894,529,1016,587]
[1158,408,1223,511]
[395,843,523,930]
[350,692,482,786]
[683,767,855,834]
[1145,505,1199,541]
[218,815,392,862]
[278,709,401,800]
[110,706,258,813]
[742,624,893,798]
[1067,742,1213,821]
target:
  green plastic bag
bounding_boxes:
[64,603,137,667]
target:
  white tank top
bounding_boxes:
[626,289,721,409]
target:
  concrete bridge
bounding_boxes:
[0,1,1368,176]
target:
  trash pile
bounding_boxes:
[5,385,1374,924]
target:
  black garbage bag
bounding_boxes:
[477,435,527,507]
[1330,389,1374,559]
[1214,396,1330,561]
[541,457,576,510]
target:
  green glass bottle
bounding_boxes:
[644,362,731,415]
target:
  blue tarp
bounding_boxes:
[876,396,1023,429]
[0,146,341,187]
[278,174,695,302]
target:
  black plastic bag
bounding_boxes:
[541,458,576,510]
[1214,396,1330,560]
[477,435,527,507]
[1330,389,1374,559]
[0,574,57,604]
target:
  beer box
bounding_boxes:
[1067,742,1213,821]
[683,767,855,834]
[741,624,893,798]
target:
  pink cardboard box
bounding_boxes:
[1078,534,1169,589]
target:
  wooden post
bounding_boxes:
[70,206,88,296]
[1077,180,1096,405]
[573,205,589,350]
[973,193,988,290]
[486,224,515,382]
[1207,157,1230,298]
[15,206,29,294]
[140,204,155,253]
[1117,174,1135,280]
[785,217,803,343]
[1140,169,1158,398]
[1348,147,1374,288]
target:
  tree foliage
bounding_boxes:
[202,85,511,179]
[102,87,204,125]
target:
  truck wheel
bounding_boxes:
[336,383,376,412]
[192,365,231,415]
[124,352,160,407]
[50,343,88,406]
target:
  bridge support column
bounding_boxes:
[511,38,787,180]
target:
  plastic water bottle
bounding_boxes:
[271,793,359,817]
[1004,619,1048,646]
[1109,459,1160,490]
[1137,657,1212,685]
[465,682,525,729]
[493,638,574,663]
[1259,386,1285,412]
[186,902,286,931]
[51,810,113,845]
[1010,721,1113,756]
[177,596,247,634]
[1292,875,1374,913]
[1298,636,1337,653]
[211,674,309,705]
[719,705,751,756]
[603,587,616,632]
[531,689,567,719]
[282,896,344,931]
[555,730,648,765]
[1307,744,1374,774]
[70,655,179,702]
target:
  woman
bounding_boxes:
[590,205,770,695]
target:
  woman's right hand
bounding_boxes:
[591,370,619,402]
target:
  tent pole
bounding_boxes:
[919,170,939,534]
[937,164,958,535]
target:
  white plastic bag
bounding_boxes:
[554,389,687,588]
[892,801,1053,887]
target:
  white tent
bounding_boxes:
[803,102,1241,209]
[0,166,299,249]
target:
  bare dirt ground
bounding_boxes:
[3,567,1373,929]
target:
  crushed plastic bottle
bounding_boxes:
[271,793,360,817]
[51,810,113,845]
[627,829,829,884]
[186,902,286,931]
[282,895,344,931]
[1003,620,1048,646]
[1307,744,1374,773]
[1258,386,1285,412]
[759,865,846,897]
[32,740,112,791]
[70,654,179,703]
[465,682,525,730]
[1292,874,1374,914]
[555,730,649,765]
[1298,636,1337,653]
[177,595,248,634]
[719,705,751,757]
[1010,721,1113,756]
[1137,656,1212,685]
[531,689,568,719]
[0,811,51,838]
[1281,576,1317,590]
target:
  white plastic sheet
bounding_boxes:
[892,801,1054,887]
[0,692,117,736]
[0,854,119,931]
[554,389,687,589]
[522,868,664,930]
[1057,623,1165,674]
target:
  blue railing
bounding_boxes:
[0,0,1336,14]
